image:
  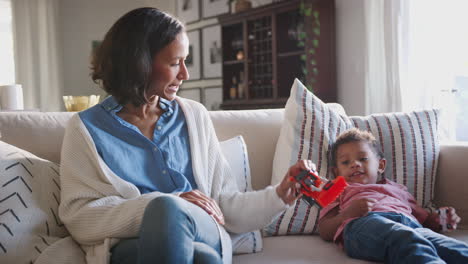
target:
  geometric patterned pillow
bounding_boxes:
[0,140,69,263]
[264,79,440,236]
[220,136,262,254]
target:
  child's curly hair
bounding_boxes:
[329,128,384,168]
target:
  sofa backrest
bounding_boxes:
[2,107,468,226]
[0,104,344,191]
[0,112,73,163]
[0,109,284,190]
[210,109,284,189]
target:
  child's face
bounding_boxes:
[333,141,386,184]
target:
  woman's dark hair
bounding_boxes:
[329,128,384,168]
[91,7,184,106]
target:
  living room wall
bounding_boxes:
[334,0,366,116]
[59,0,173,101]
[59,0,368,115]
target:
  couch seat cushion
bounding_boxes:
[233,230,468,264]
[233,235,377,264]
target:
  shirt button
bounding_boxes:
[162,170,167,174]
[157,126,162,130]
[153,147,157,151]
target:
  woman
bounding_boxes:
[59,7,313,264]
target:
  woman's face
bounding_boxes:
[148,32,190,101]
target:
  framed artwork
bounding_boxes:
[91,40,102,60]
[178,88,201,102]
[255,0,274,7]
[203,86,223,110]
[186,30,201,80]
[202,25,222,78]
[176,0,200,24]
[202,0,229,18]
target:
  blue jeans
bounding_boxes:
[343,212,468,264]
[110,196,222,264]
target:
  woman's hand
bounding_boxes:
[276,160,316,205]
[341,198,376,219]
[180,190,225,225]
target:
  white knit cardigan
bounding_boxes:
[58,97,287,264]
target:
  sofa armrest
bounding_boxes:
[434,142,468,228]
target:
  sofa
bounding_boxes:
[0,107,467,264]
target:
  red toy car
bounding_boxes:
[291,170,348,208]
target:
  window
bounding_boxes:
[403,0,468,141]
[0,0,15,85]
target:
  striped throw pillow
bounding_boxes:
[264,79,440,236]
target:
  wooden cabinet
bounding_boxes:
[219,0,336,110]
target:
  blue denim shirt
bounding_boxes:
[79,96,197,194]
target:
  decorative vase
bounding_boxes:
[234,0,252,13]
[63,95,100,112]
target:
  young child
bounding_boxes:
[318,128,468,263]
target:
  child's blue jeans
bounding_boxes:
[110,195,222,264]
[343,211,468,264]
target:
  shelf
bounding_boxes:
[277,50,304,58]
[224,60,245,65]
[221,98,288,110]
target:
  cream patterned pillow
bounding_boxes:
[264,79,440,236]
[220,136,262,254]
[0,140,69,263]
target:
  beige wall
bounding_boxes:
[59,0,173,100]
[335,0,366,116]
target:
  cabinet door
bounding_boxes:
[247,15,273,99]
[221,22,245,102]
[276,7,306,99]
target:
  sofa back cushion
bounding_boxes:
[210,109,284,190]
[0,112,74,163]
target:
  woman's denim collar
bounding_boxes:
[100,95,175,115]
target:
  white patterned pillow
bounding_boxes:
[220,136,262,254]
[0,140,69,263]
[264,79,440,236]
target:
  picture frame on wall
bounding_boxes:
[202,0,229,18]
[178,87,201,103]
[203,86,223,110]
[202,25,222,78]
[186,30,201,80]
[91,40,102,60]
[176,0,200,24]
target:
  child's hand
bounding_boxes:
[438,206,461,232]
[341,198,376,219]
[276,160,316,205]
